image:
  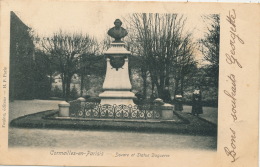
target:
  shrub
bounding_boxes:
[51,86,63,98]
[70,85,78,99]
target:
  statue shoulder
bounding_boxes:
[121,27,128,35]
[108,27,115,35]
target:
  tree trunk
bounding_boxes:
[66,83,70,101]
[180,76,184,96]
[49,72,53,96]
[159,75,165,91]
[157,84,164,99]
[165,76,170,87]
[65,75,71,101]
[61,73,65,98]
[80,72,84,97]
[174,79,179,96]
[66,76,70,101]
[150,71,161,99]
[151,82,155,93]
[141,68,147,99]
[157,74,165,99]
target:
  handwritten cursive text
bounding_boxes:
[225,9,244,68]
[224,128,239,162]
[224,74,237,122]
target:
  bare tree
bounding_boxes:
[40,30,97,100]
[172,34,197,96]
[126,13,196,98]
[100,34,112,53]
[199,14,220,88]
[125,30,149,98]
[34,49,58,94]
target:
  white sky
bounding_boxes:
[14,3,208,39]
[13,3,211,63]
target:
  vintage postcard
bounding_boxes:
[0,0,259,166]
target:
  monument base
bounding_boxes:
[99,90,136,105]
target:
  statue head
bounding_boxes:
[114,19,122,28]
[108,19,128,42]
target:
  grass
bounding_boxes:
[10,109,217,136]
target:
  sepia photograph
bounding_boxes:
[0,1,259,167]
[8,9,219,150]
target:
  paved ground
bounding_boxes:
[9,128,216,150]
[9,99,61,123]
[182,105,218,124]
[8,100,217,150]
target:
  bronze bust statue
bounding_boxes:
[108,19,128,42]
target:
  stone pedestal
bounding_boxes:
[161,103,174,120]
[58,101,70,117]
[99,42,136,105]
[77,97,86,109]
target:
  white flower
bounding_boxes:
[193,90,200,94]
